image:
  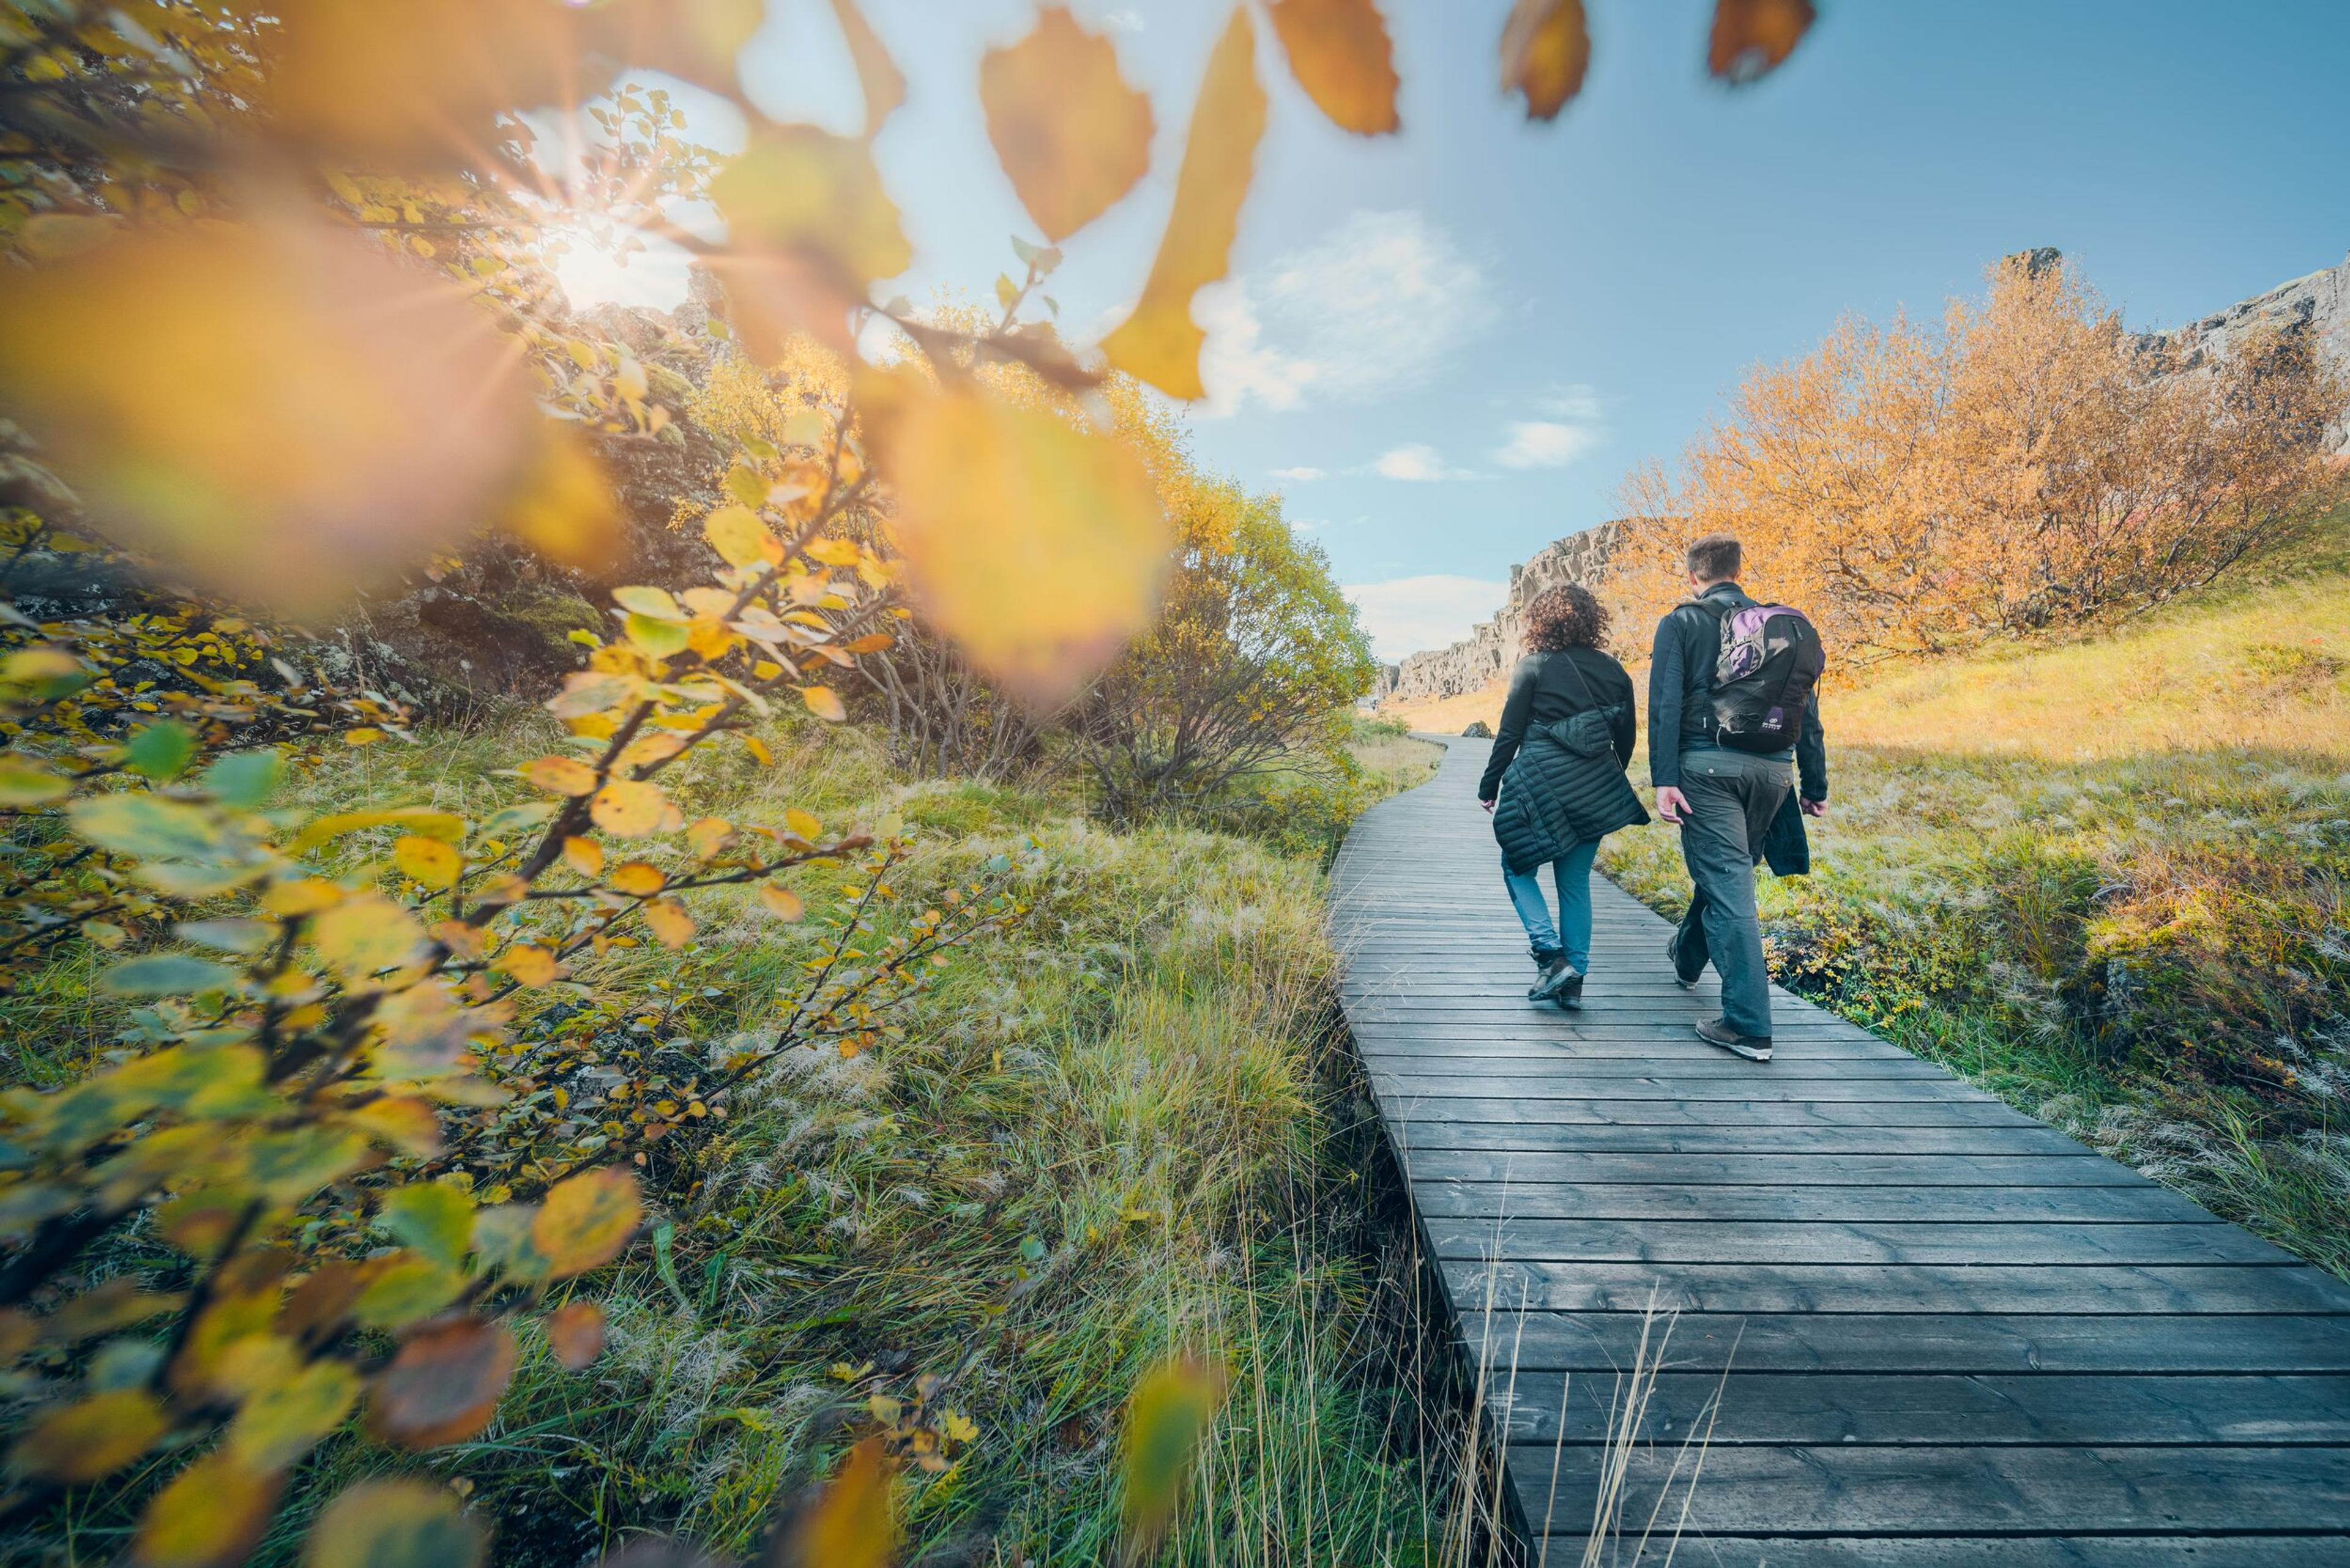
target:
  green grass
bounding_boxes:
[1603,505,2350,1277]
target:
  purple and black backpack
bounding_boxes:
[1691,597,1826,754]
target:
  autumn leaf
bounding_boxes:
[758,884,806,922]
[1499,0,1591,120]
[133,1450,283,1568]
[562,836,606,877]
[801,685,848,722]
[774,1438,895,1568]
[0,216,537,616]
[608,861,667,895]
[1267,0,1400,135]
[1099,8,1268,400]
[592,779,668,837]
[500,944,561,988]
[705,504,780,567]
[505,430,625,573]
[829,0,906,136]
[546,1301,607,1370]
[1708,0,1816,84]
[366,1317,518,1449]
[979,9,1155,242]
[1118,1357,1228,1562]
[644,898,696,948]
[878,387,1171,705]
[313,894,428,986]
[709,128,911,354]
[302,1479,485,1568]
[228,1360,361,1469]
[10,1388,171,1482]
[394,835,463,890]
[532,1167,642,1278]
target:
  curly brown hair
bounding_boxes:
[1524,583,1609,652]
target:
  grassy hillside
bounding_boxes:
[1603,505,2350,1275]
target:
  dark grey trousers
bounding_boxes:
[1668,746,1792,1038]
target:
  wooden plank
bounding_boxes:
[1510,1443,2350,1534]
[1415,1180,2214,1223]
[1460,1312,2350,1374]
[1425,1218,2289,1266]
[1523,1536,2350,1567]
[1398,1149,2149,1187]
[1376,1097,2031,1128]
[1496,1370,2350,1445]
[1387,1124,2087,1156]
[1447,1259,2350,1315]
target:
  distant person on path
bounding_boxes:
[1479,584,1648,1007]
[1650,533,1828,1062]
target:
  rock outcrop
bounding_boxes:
[2152,247,2350,453]
[1379,522,1622,707]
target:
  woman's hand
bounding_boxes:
[1479,797,1496,814]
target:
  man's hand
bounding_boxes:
[1479,797,1495,814]
[1655,786,1691,824]
[1801,796,1827,818]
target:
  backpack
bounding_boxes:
[1688,595,1825,754]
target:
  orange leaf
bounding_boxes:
[365,1317,517,1449]
[532,1168,642,1279]
[1098,8,1267,400]
[546,1301,606,1371]
[1707,0,1816,84]
[1499,0,1591,120]
[775,1438,895,1568]
[829,0,906,137]
[523,756,600,797]
[1267,0,1400,135]
[979,8,1154,242]
[687,816,736,861]
[562,835,605,877]
[709,128,910,353]
[608,861,667,895]
[800,685,847,722]
[758,884,805,922]
[644,898,696,949]
[500,944,561,988]
[591,780,667,838]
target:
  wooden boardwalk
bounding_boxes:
[1332,736,2350,1566]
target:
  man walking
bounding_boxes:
[1649,534,1827,1061]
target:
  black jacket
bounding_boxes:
[1479,648,1638,802]
[1647,581,1827,800]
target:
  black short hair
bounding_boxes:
[1685,532,1742,582]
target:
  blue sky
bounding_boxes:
[560,0,2350,660]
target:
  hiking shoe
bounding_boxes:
[1545,970,1586,1009]
[1526,953,1570,1001]
[1665,936,1699,990]
[1695,1017,1772,1062]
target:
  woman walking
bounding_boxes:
[1477,583,1648,1006]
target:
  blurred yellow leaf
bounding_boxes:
[0,217,536,616]
[501,944,561,987]
[365,1317,517,1449]
[1499,0,1591,120]
[344,728,387,747]
[562,835,606,877]
[591,780,668,837]
[546,1301,606,1370]
[644,898,696,948]
[228,1360,360,1470]
[532,1167,641,1278]
[979,8,1155,242]
[1266,0,1400,135]
[687,816,735,860]
[705,504,780,567]
[313,895,428,985]
[711,128,910,353]
[133,1450,282,1568]
[10,1388,170,1482]
[1119,1357,1228,1562]
[775,1438,895,1568]
[829,0,906,136]
[587,0,764,97]
[785,807,824,840]
[800,685,847,722]
[879,387,1169,704]
[758,884,805,922]
[394,835,462,889]
[505,430,625,573]
[608,861,666,895]
[1708,0,1816,84]
[302,1480,484,1568]
[1098,9,1267,400]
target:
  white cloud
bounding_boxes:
[1494,420,1602,470]
[1344,576,1511,662]
[1538,383,1603,420]
[1270,465,1326,481]
[1367,443,1480,482]
[1100,7,1144,31]
[1198,210,1496,416]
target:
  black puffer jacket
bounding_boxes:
[1483,649,1650,876]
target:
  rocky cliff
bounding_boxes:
[2154,247,2350,453]
[1376,521,1622,706]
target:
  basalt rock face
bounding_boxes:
[2151,247,2350,453]
[1379,522,1622,707]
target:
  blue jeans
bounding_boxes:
[1503,838,1600,972]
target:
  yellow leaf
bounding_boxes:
[133,1450,281,1568]
[743,734,775,766]
[709,127,910,351]
[1119,1357,1229,1559]
[1499,0,1591,119]
[785,807,824,840]
[878,387,1171,704]
[312,894,427,986]
[705,503,780,567]
[1708,0,1816,84]
[828,0,906,137]
[0,217,537,617]
[344,728,386,747]
[644,898,696,948]
[393,835,462,890]
[504,430,624,573]
[613,584,685,620]
[532,1168,641,1278]
[608,861,666,896]
[775,1438,895,1568]
[593,780,669,837]
[228,1360,360,1470]
[10,1389,170,1482]
[843,633,894,655]
[1266,0,1400,135]
[301,1479,484,1568]
[979,9,1154,242]
[800,685,847,722]
[500,944,561,988]
[562,835,605,877]
[758,884,805,922]
[521,755,599,797]
[687,816,735,860]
